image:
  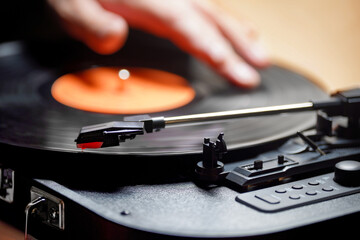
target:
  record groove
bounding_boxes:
[0,39,328,156]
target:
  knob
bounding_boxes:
[333,160,360,187]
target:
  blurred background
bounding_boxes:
[1,0,359,93]
[213,0,360,93]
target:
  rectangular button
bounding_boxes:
[255,194,281,204]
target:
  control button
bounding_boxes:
[253,160,263,170]
[275,189,287,194]
[306,191,317,196]
[255,194,280,204]
[277,155,285,164]
[322,186,334,192]
[308,181,320,186]
[289,194,301,200]
[334,160,360,187]
[292,185,303,190]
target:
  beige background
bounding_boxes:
[215,0,360,93]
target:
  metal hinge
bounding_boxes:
[25,187,65,239]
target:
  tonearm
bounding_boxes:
[75,88,360,149]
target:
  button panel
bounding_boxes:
[236,173,360,212]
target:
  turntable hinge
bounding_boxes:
[0,167,14,203]
[25,187,65,239]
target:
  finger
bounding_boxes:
[48,0,128,54]
[165,8,261,88]
[194,0,270,68]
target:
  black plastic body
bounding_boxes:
[1,133,360,240]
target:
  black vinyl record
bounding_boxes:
[0,33,328,156]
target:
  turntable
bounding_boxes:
[0,28,359,240]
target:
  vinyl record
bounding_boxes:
[0,34,328,156]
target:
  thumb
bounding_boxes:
[49,0,128,54]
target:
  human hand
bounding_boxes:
[47,0,270,88]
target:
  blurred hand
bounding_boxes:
[48,0,270,88]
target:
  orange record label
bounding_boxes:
[51,67,195,114]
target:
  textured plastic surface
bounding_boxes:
[35,175,360,238]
